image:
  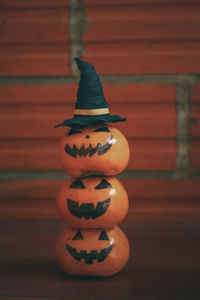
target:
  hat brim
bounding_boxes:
[54,114,126,128]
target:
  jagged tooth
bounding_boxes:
[78,144,84,157]
[69,148,73,157]
[89,143,99,157]
[82,144,89,157]
[65,144,70,153]
[109,135,114,144]
[87,144,94,157]
[98,142,112,156]
[84,144,89,157]
[65,144,70,152]
[96,143,103,155]
[72,144,78,157]
[65,144,76,158]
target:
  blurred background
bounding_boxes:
[0,0,200,224]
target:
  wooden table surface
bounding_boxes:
[1,218,200,300]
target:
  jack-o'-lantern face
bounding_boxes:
[56,176,129,228]
[55,226,130,277]
[66,230,114,264]
[59,125,130,177]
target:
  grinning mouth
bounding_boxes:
[66,243,114,264]
[67,198,110,220]
[64,135,114,158]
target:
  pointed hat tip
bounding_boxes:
[74,57,94,71]
[74,57,82,70]
[74,57,81,63]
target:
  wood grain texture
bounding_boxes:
[1,179,200,222]
[83,4,200,74]
[0,83,177,170]
[0,220,200,299]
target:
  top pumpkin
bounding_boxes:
[59,124,130,177]
[55,58,129,176]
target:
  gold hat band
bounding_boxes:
[74,108,109,116]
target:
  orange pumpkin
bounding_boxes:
[55,226,130,277]
[58,124,130,177]
[56,176,129,228]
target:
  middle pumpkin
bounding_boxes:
[56,176,129,228]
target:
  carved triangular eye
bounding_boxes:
[68,129,82,136]
[72,230,83,240]
[94,127,110,132]
[95,179,112,190]
[98,231,109,240]
[70,179,85,189]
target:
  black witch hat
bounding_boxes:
[54,58,126,128]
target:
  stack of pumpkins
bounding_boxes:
[54,58,130,277]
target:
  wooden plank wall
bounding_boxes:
[0,0,200,222]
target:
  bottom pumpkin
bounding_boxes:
[55,226,130,277]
